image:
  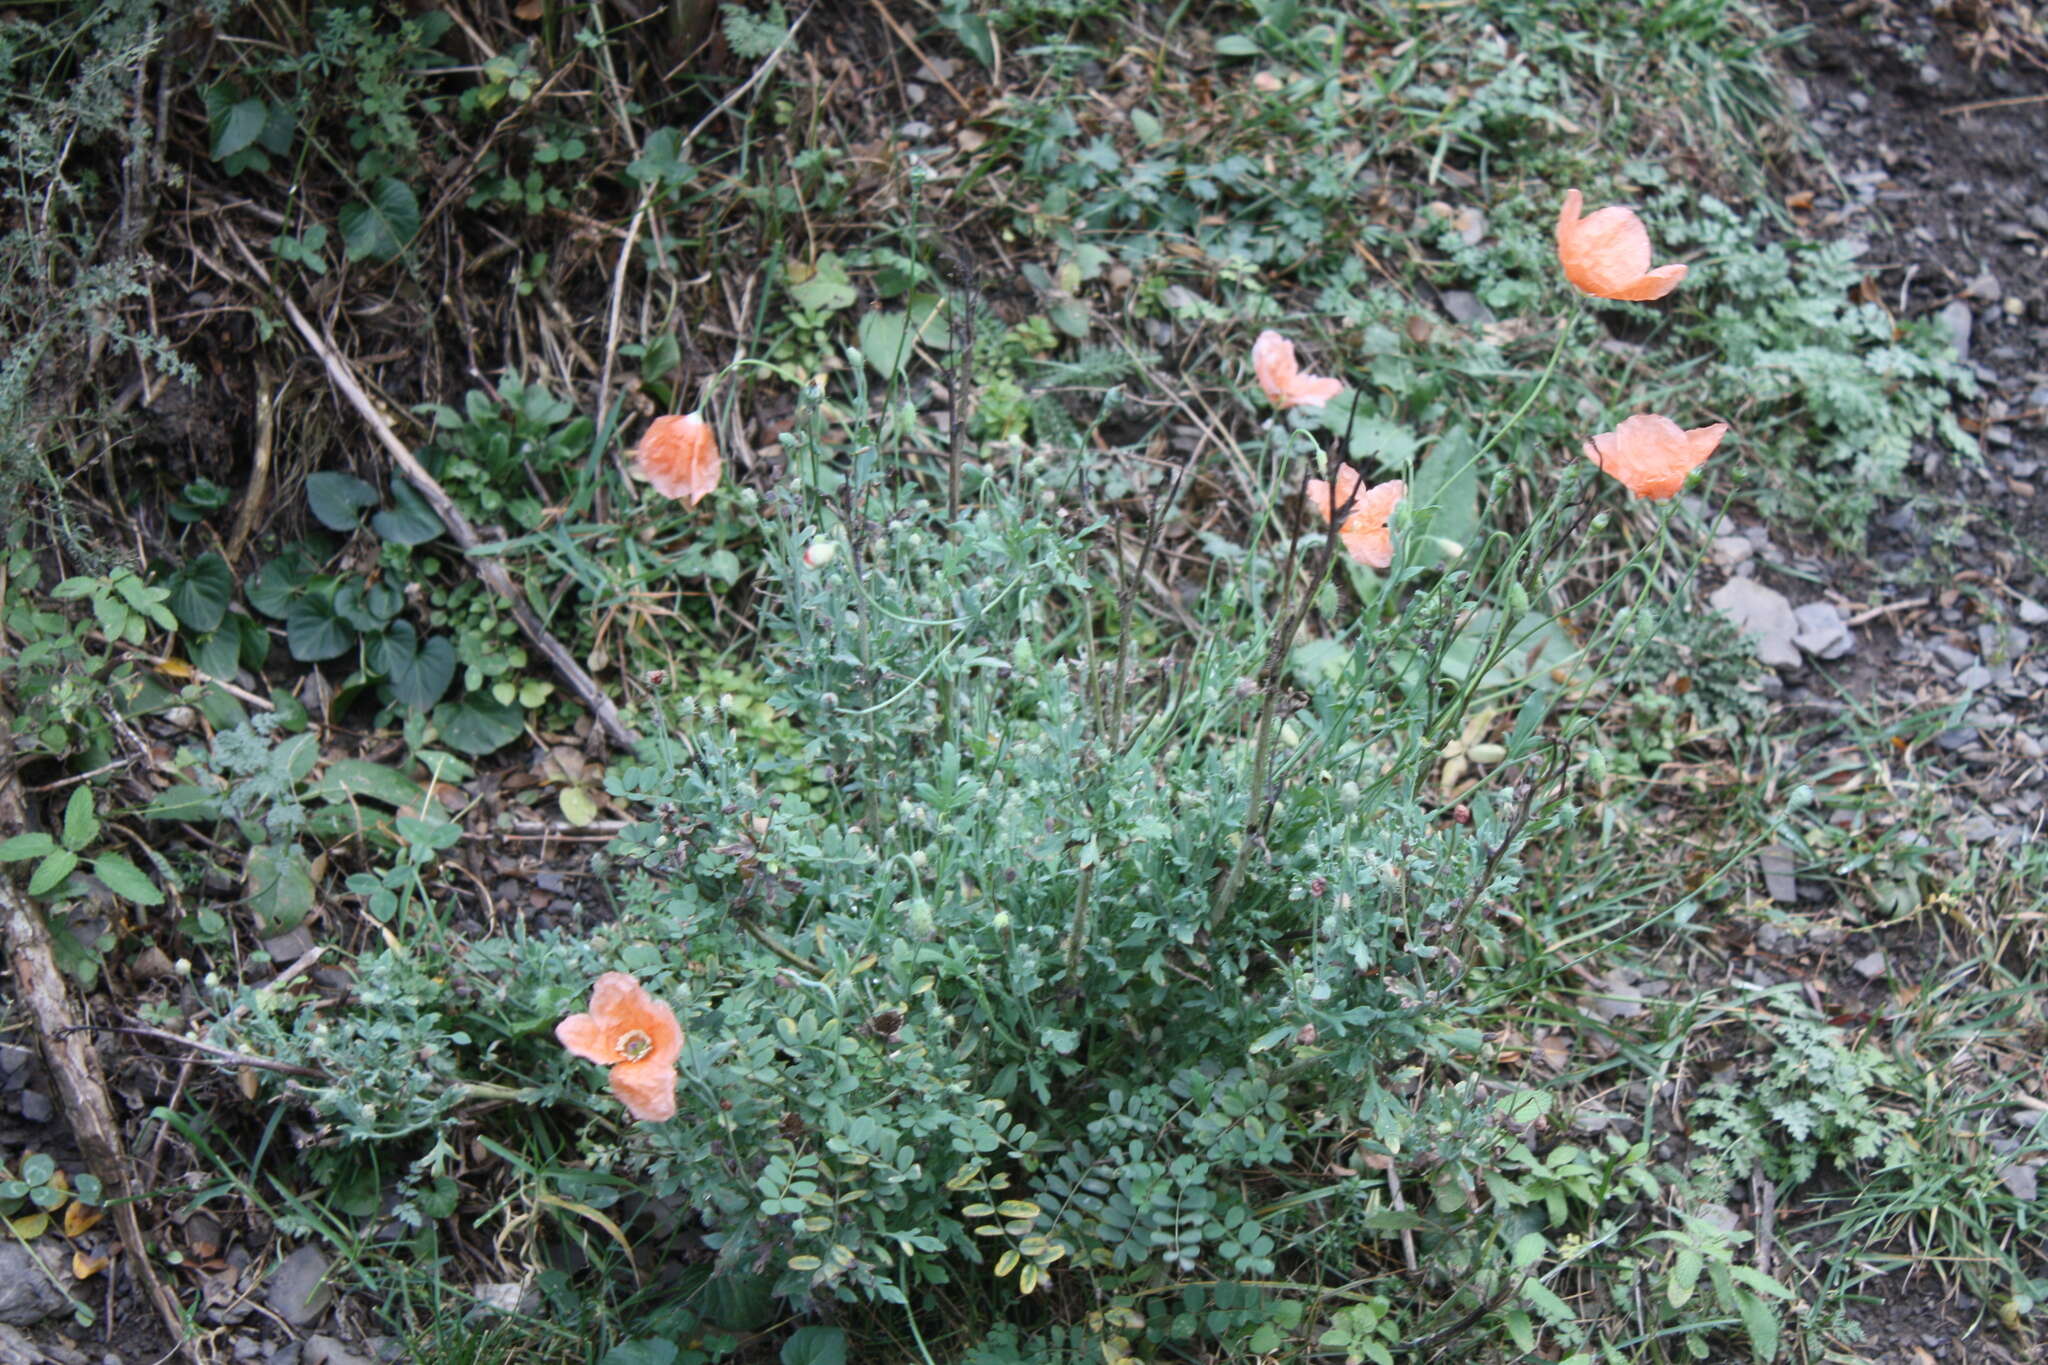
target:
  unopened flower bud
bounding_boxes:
[803,539,838,569]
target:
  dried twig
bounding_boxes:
[225,365,277,564]
[225,231,639,750]
[1,717,194,1359]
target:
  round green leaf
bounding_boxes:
[338,177,421,264]
[165,553,235,632]
[557,786,599,827]
[780,1326,846,1365]
[210,95,269,161]
[388,633,456,710]
[287,596,355,662]
[305,472,379,531]
[371,478,445,545]
[244,842,316,933]
[433,694,525,755]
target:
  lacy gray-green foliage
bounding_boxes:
[0,1,195,550]
[1687,990,1909,1188]
[1662,189,1976,537]
[235,383,1580,1324]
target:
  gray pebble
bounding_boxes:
[17,1091,52,1124]
[265,1246,333,1328]
[0,1242,73,1325]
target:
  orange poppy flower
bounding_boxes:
[1555,190,1688,302]
[1303,464,1406,569]
[632,413,720,507]
[1252,331,1345,410]
[557,972,682,1122]
[1582,414,1729,501]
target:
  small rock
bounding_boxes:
[2000,1163,2039,1201]
[1931,641,1979,673]
[1964,268,2002,302]
[260,926,315,965]
[1936,726,1979,752]
[1710,578,1802,669]
[1441,290,1495,325]
[1851,950,1887,981]
[302,1338,374,1365]
[1791,602,1855,660]
[1759,845,1799,903]
[268,1347,303,1365]
[1711,536,1754,567]
[17,1091,52,1124]
[1956,664,1993,691]
[2017,597,2048,626]
[2017,732,2045,760]
[0,1242,73,1326]
[0,1044,29,1076]
[1940,299,1974,360]
[265,1246,333,1328]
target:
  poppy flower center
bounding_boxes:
[615,1029,653,1062]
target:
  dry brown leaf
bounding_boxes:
[63,1198,103,1239]
[73,1250,111,1281]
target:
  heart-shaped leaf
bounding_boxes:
[338,177,420,263]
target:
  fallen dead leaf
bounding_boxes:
[73,1250,111,1281]
[63,1199,104,1239]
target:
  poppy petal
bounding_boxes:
[555,1013,613,1065]
[609,1059,678,1122]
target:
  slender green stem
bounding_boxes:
[1064,863,1095,990]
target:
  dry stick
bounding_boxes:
[227,232,638,749]
[225,365,276,563]
[0,726,194,1359]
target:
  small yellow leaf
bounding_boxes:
[63,1200,104,1239]
[9,1213,50,1239]
[1018,1261,1041,1295]
[787,1255,822,1272]
[73,1250,110,1281]
[994,1249,1019,1278]
[48,1169,69,1194]
[156,657,195,679]
[996,1200,1041,1220]
[558,786,599,827]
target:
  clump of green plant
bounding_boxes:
[1687,990,1910,1189]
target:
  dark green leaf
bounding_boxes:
[780,1327,846,1365]
[625,127,691,189]
[600,1344,679,1365]
[28,849,80,896]
[286,595,355,662]
[246,551,318,619]
[338,178,420,263]
[92,853,164,905]
[244,842,315,932]
[235,613,272,669]
[61,785,99,850]
[306,472,379,531]
[388,633,455,710]
[165,553,235,632]
[370,478,444,545]
[0,833,56,862]
[434,693,524,755]
[211,97,269,161]
[935,9,994,66]
[306,760,424,808]
[192,627,243,681]
[144,785,222,822]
